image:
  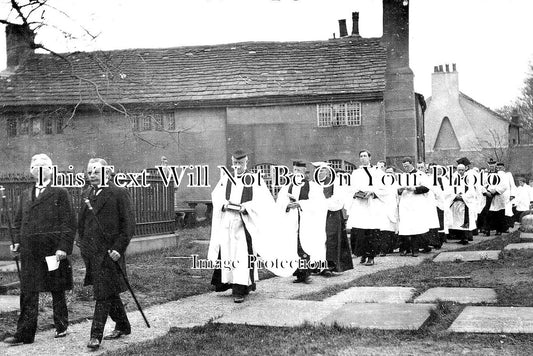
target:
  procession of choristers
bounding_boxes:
[209,150,533,303]
[5,150,532,349]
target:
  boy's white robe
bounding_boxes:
[431,174,454,234]
[397,170,431,236]
[208,175,298,286]
[505,171,517,217]
[448,171,480,231]
[489,171,510,212]
[276,180,328,264]
[345,166,386,230]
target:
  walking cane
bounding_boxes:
[0,186,21,280]
[83,198,151,328]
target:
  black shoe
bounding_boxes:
[87,338,100,350]
[422,247,432,253]
[55,330,67,338]
[400,251,407,256]
[4,336,24,346]
[103,330,130,340]
[320,270,333,277]
[359,256,366,264]
[294,276,311,284]
[233,295,245,303]
[379,252,387,257]
[364,258,375,266]
[484,231,491,236]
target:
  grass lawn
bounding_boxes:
[0,226,275,340]
[103,323,533,356]
[103,229,533,355]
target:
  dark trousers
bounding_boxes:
[90,295,130,342]
[399,235,421,254]
[377,230,397,254]
[15,291,68,343]
[449,229,473,242]
[488,209,507,233]
[351,228,378,259]
[478,197,493,232]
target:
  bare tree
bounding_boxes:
[1,0,195,149]
[497,62,533,134]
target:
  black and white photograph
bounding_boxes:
[0,0,533,354]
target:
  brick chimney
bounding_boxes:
[381,0,418,164]
[351,12,360,36]
[6,23,35,68]
[338,19,348,37]
[382,0,410,71]
[432,63,459,98]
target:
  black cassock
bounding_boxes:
[323,185,353,272]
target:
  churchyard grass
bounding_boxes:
[104,322,533,356]
[0,226,277,340]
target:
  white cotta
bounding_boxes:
[208,174,299,285]
[397,170,431,236]
[378,175,399,233]
[431,174,454,234]
[345,166,386,230]
[505,171,517,217]
[489,171,510,212]
[448,171,481,231]
[276,181,328,264]
[513,185,531,212]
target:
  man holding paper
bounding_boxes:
[4,154,76,346]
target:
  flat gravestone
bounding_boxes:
[504,243,533,251]
[433,250,500,262]
[216,299,339,327]
[323,287,415,304]
[0,262,18,273]
[520,232,533,242]
[0,295,19,312]
[449,306,533,333]
[414,287,497,304]
[320,303,435,330]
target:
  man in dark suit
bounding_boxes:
[78,158,135,350]
[4,154,76,346]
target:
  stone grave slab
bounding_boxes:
[433,250,500,263]
[0,262,18,273]
[215,299,339,327]
[504,243,533,251]
[319,303,435,330]
[0,295,19,312]
[449,306,533,333]
[323,287,415,304]
[414,287,497,304]
[520,232,533,242]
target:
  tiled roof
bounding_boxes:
[0,37,386,107]
[459,93,513,124]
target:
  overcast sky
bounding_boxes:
[0,0,532,110]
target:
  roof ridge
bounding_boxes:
[33,36,384,58]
